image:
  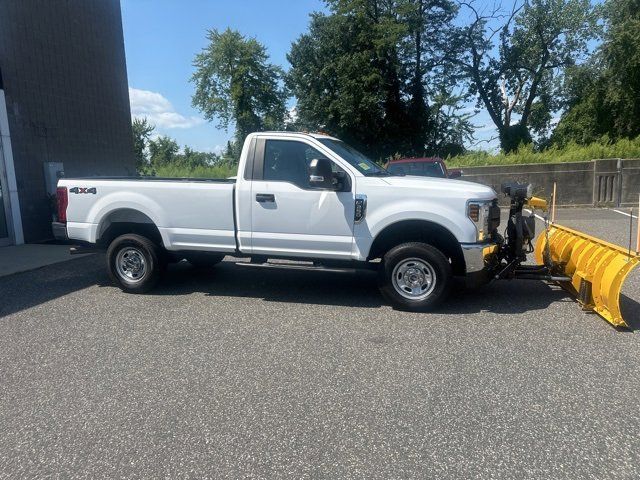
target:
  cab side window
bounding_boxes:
[263,140,341,189]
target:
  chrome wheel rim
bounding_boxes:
[115,248,147,282]
[391,257,436,300]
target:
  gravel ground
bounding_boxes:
[0,208,639,479]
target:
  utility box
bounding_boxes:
[43,162,64,196]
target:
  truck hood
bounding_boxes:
[378,175,497,200]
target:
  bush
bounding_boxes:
[447,136,640,168]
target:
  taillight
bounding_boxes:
[56,187,68,223]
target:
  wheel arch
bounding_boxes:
[97,208,164,248]
[367,219,466,275]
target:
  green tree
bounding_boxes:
[553,0,640,145]
[287,0,462,159]
[191,28,288,158]
[219,141,238,166]
[131,118,155,173]
[179,147,218,168]
[399,0,461,154]
[288,12,390,157]
[427,90,475,157]
[459,0,598,152]
[148,136,180,168]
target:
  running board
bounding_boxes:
[234,261,358,274]
[70,245,101,255]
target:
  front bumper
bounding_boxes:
[461,242,498,288]
[51,222,68,241]
[461,242,497,274]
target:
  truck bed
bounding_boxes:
[60,177,237,253]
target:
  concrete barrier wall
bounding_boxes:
[460,158,640,207]
[621,159,640,207]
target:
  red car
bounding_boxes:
[386,157,462,179]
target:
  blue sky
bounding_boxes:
[121,0,508,154]
[122,0,327,154]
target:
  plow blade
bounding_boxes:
[534,224,639,328]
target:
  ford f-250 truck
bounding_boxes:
[53,131,503,311]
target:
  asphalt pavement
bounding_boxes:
[0,208,639,479]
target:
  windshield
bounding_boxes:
[388,161,446,178]
[317,138,389,176]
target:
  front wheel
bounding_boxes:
[378,242,452,311]
[107,234,162,293]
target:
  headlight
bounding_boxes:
[467,200,492,241]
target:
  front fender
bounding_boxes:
[352,198,477,260]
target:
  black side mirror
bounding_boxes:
[308,158,335,190]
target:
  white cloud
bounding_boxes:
[191,144,226,155]
[212,144,225,155]
[129,87,205,129]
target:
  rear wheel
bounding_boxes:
[378,242,452,311]
[107,234,162,293]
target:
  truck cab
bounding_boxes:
[54,131,501,311]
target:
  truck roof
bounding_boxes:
[250,131,340,141]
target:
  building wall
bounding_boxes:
[0,0,135,243]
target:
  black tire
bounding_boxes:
[378,242,452,311]
[107,234,162,293]
[185,252,225,269]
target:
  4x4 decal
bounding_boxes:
[69,187,97,194]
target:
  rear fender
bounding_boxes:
[88,193,166,244]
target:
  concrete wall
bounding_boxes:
[621,159,640,207]
[0,0,135,243]
[461,159,640,208]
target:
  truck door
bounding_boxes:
[249,138,355,259]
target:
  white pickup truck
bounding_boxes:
[53,131,503,311]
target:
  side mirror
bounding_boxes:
[308,158,335,190]
[448,169,462,179]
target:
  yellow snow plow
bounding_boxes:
[534,223,639,328]
[493,183,639,329]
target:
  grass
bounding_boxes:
[153,164,237,179]
[447,136,640,168]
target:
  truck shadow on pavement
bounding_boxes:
[1,255,638,330]
[157,260,573,317]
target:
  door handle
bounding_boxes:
[256,193,275,203]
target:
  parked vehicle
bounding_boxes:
[386,157,462,179]
[57,130,639,326]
